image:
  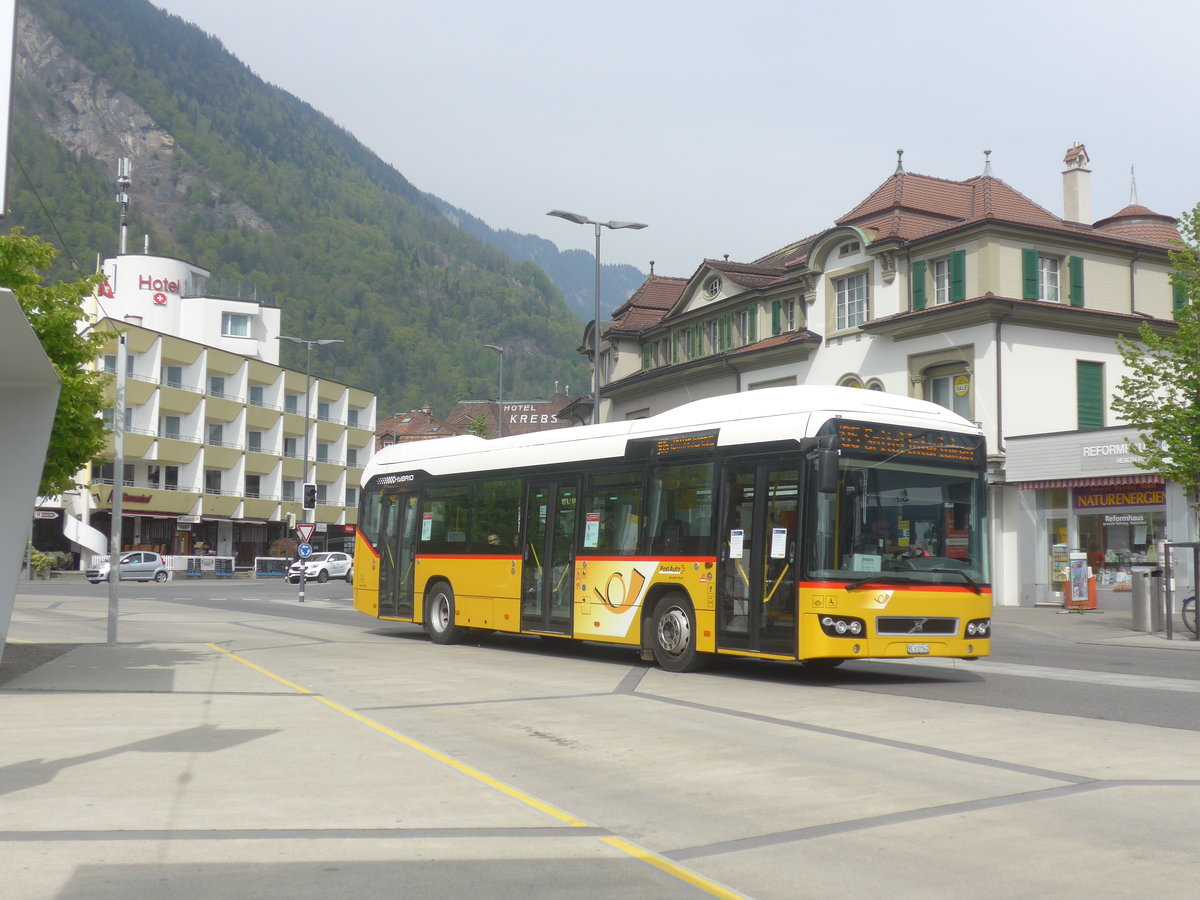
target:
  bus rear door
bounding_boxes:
[521,480,577,635]
[717,460,800,656]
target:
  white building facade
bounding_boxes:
[40,253,376,568]
[593,146,1186,607]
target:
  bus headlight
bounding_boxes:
[819,615,866,638]
[966,618,991,638]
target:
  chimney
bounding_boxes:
[1062,142,1092,224]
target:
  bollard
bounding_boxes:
[1131,569,1160,633]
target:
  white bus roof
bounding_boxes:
[363,385,981,483]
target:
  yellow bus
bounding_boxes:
[353,385,991,671]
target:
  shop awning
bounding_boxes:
[1020,475,1164,490]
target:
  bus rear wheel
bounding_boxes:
[425,581,463,645]
[650,594,706,673]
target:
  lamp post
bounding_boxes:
[483,343,504,438]
[547,210,647,425]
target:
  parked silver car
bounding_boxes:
[287,551,353,584]
[87,551,170,584]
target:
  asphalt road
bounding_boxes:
[5,579,1200,899]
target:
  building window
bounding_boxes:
[737,308,758,346]
[1077,361,1104,430]
[835,272,869,330]
[283,480,296,502]
[221,312,250,337]
[317,401,331,421]
[160,416,180,440]
[205,469,222,495]
[785,299,797,332]
[926,366,972,419]
[207,423,223,446]
[104,354,134,376]
[161,365,183,388]
[934,258,951,306]
[248,430,263,452]
[244,474,261,498]
[285,394,300,414]
[148,465,160,488]
[1022,249,1066,304]
[348,409,359,427]
[284,436,298,458]
[705,320,719,355]
[706,276,722,298]
[347,448,358,467]
[316,483,328,505]
[316,442,330,463]
[345,486,358,508]
[249,385,264,407]
[164,466,179,491]
[209,375,225,398]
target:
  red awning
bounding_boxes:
[1020,475,1164,490]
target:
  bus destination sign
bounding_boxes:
[836,421,979,465]
[627,429,720,460]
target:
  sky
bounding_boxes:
[151,0,1200,278]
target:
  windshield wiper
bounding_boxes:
[845,575,924,591]
[926,568,982,594]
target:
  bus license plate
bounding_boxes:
[907,643,930,655]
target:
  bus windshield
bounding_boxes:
[804,455,989,589]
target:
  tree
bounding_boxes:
[0,228,110,496]
[467,414,492,439]
[1112,204,1200,509]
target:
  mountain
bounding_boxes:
[425,195,649,323]
[5,0,635,416]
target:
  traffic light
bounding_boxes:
[302,482,317,510]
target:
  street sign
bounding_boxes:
[296,523,315,543]
[297,542,313,558]
[34,510,59,520]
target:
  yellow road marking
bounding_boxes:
[207,642,747,899]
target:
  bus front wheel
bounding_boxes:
[650,594,706,673]
[425,581,463,645]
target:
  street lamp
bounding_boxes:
[483,343,504,438]
[278,336,344,518]
[547,210,647,425]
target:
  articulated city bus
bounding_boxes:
[353,385,991,671]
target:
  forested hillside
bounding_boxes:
[6,0,604,416]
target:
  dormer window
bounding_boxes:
[706,276,722,298]
[839,241,860,257]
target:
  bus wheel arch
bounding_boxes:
[424,580,463,645]
[648,591,707,673]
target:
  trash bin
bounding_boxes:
[1131,568,1162,632]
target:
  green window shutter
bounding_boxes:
[642,344,652,371]
[771,300,781,335]
[671,331,681,364]
[1173,279,1188,313]
[1068,256,1085,307]
[950,250,966,302]
[911,260,927,310]
[1076,361,1104,430]
[1022,248,1040,300]
[749,306,759,343]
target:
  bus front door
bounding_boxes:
[521,480,577,635]
[718,461,799,656]
[378,491,418,619]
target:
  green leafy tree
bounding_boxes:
[0,228,109,496]
[1112,204,1200,509]
[467,414,492,439]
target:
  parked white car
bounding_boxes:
[87,551,170,584]
[287,551,353,584]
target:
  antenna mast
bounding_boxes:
[116,158,131,255]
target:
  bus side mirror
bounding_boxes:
[817,448,839,494]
